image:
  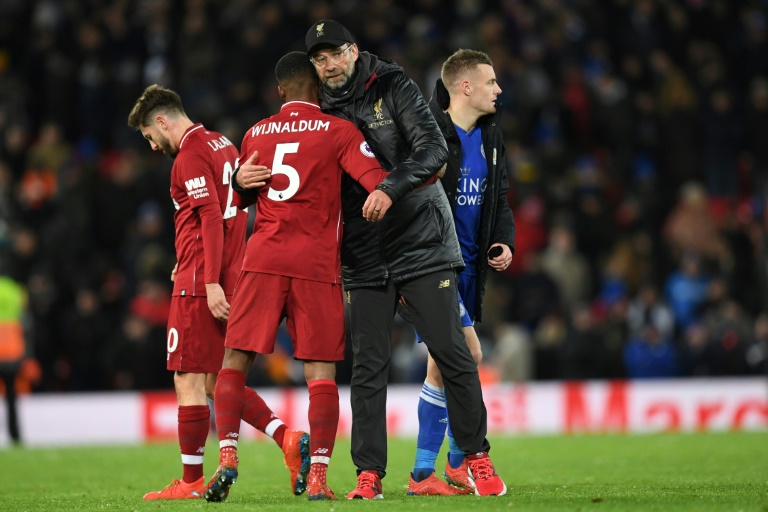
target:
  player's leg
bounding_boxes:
[204,347,254,502]
[399,270,506,496]
[288,278,344,500]
[407,292,474,495]
[444,324,482,491]
[347,283,397,499]
[304,362,338,500]
[144,297,221,501]
[206,272,289,502]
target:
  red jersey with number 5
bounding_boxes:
[170,123,247,297]
[238,101,386,284]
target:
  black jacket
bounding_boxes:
[320,52,464,288]
[428,79,516,322]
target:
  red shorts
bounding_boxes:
[226,272,345,361]
[166,296,226,373]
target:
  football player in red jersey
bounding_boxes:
[128,85,310,501]
[203,51,392,503]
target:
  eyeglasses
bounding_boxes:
[310,44,353,68]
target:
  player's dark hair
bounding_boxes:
[127,84,186,130]
[441,49,494,92]
[275,51,318,86]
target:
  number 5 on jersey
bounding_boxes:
[267,143,300,202]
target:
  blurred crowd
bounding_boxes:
[1,0,767,393]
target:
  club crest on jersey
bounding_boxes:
[368,97,393,129]
[360,141,375,158]
[480,143,486,159]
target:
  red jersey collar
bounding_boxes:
[280,101,321,111]
[179,123,205,149]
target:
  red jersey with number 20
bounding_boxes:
[170,123,247,297]
[238,101,385,284]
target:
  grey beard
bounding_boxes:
[326,75,351,91]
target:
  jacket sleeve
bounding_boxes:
[492,142,516,253]
[375,73,448,201]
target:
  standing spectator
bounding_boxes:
[627,282,674,339]
[664,251,711,334]
[623,324,679,379]
[0,266,28,445]
[127,85,306,501]
[306,20,506,498]
[204,51,391,503]
[541,223,591,312]
[401,49,515,496]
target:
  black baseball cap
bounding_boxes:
[306,20,355,55]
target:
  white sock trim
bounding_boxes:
[219,439,238,449]
[420,393,447,407]
[181,454,204,465]
[422,381,444,395]
[265,419,284,438]
[311,456,330,465]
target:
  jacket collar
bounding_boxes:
[320,51,403,108]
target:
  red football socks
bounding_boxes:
[214,368,246,445]
[178,404,210,482]
[307,379,339,461]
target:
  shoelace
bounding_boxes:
[469,458,494,480]
[357,471,379,490]
[164,479,182,490]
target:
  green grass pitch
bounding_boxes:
[1,432,766,511]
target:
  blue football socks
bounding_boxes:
[446,423,465,469]
[412,381,448,482]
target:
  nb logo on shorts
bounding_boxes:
[438,280,450,289]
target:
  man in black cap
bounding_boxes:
[305,19,507,499]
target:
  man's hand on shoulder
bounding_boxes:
[205,283,230,322]
[236,150,272,189]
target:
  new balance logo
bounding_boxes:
[439,280,450,288]
[227,432,239,438]
[439,418,449,424]
[315,448,329,454]
[196,447,205,453]
[185,176,206,191]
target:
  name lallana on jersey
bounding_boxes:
[207,136,233,152]
[251,119,330,137]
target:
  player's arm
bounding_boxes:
[335,123,393,221]
[178,150,230,321]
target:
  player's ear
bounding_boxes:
[155,114,168,131]
[277,85,286,101]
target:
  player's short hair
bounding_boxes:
[441,49,494,93]
[275,51,318,86]
[127,84,186,130]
